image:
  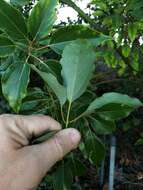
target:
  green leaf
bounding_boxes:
[60,39,96,103]
[85,92,142,120]
[10,0,30,6]
[50,25,98,44]
[50,34,111,54]
[2,61,30,112]
[0,0,28,42]
[128,0,143,20]
[122,44,131,58]
[46,60,62,78]
[90,116,116,135]
[50,24,111,54]
[53,163,73,190]
[68,157,86,176]
[135,138,143,146]
[20,87,51,114]
[128,23,138,42]
[28,0,57,41]
[0,36,15,57]
[85,130,105,166]
[31,64,66,105]
[31,130,59,144]
[36,59,62,79]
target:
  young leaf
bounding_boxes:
[53,163,73,190]
[31,65,66,105]
[2,61,30,113]
[28,0,57,41]
[60,39,96,103]
[0,0,28,42]
[0,36,15,57]
[85,92,142,120]
[85,130,105,166]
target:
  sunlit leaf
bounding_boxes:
[60,39,96,102]
[85,92,142,120]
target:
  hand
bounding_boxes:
[0,114,81,190]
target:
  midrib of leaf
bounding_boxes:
[0,45,14,47]
[18,63,26,82]
[96,108,132,114]
[32,1,56,41]
[16,64,29,99]
[0,10,28,42]
[88,127,96,155]
[68,59,79,102]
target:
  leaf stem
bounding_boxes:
[61,106,66,124]
[36,45,49,51]
[69,112,85,124]
[65,101,72,128]
[30,54,53,73]
[60,0,97,28]
[30,54,47,66]
[48,88,58,120]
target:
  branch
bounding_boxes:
[60,0,100,32]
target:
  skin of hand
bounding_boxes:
[0,114,81,190]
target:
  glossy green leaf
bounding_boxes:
[31,65,66,105]
[0,36,15,57]
[85,130,105,166]
[2,61,30,112]
[53,163,73,190]
[60,39,96,102]
[85,92,142,120]
[28,0,57,41]
[0,0,28,42]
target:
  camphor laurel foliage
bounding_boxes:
[0,0,143,189]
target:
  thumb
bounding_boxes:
[31,128,81,174]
